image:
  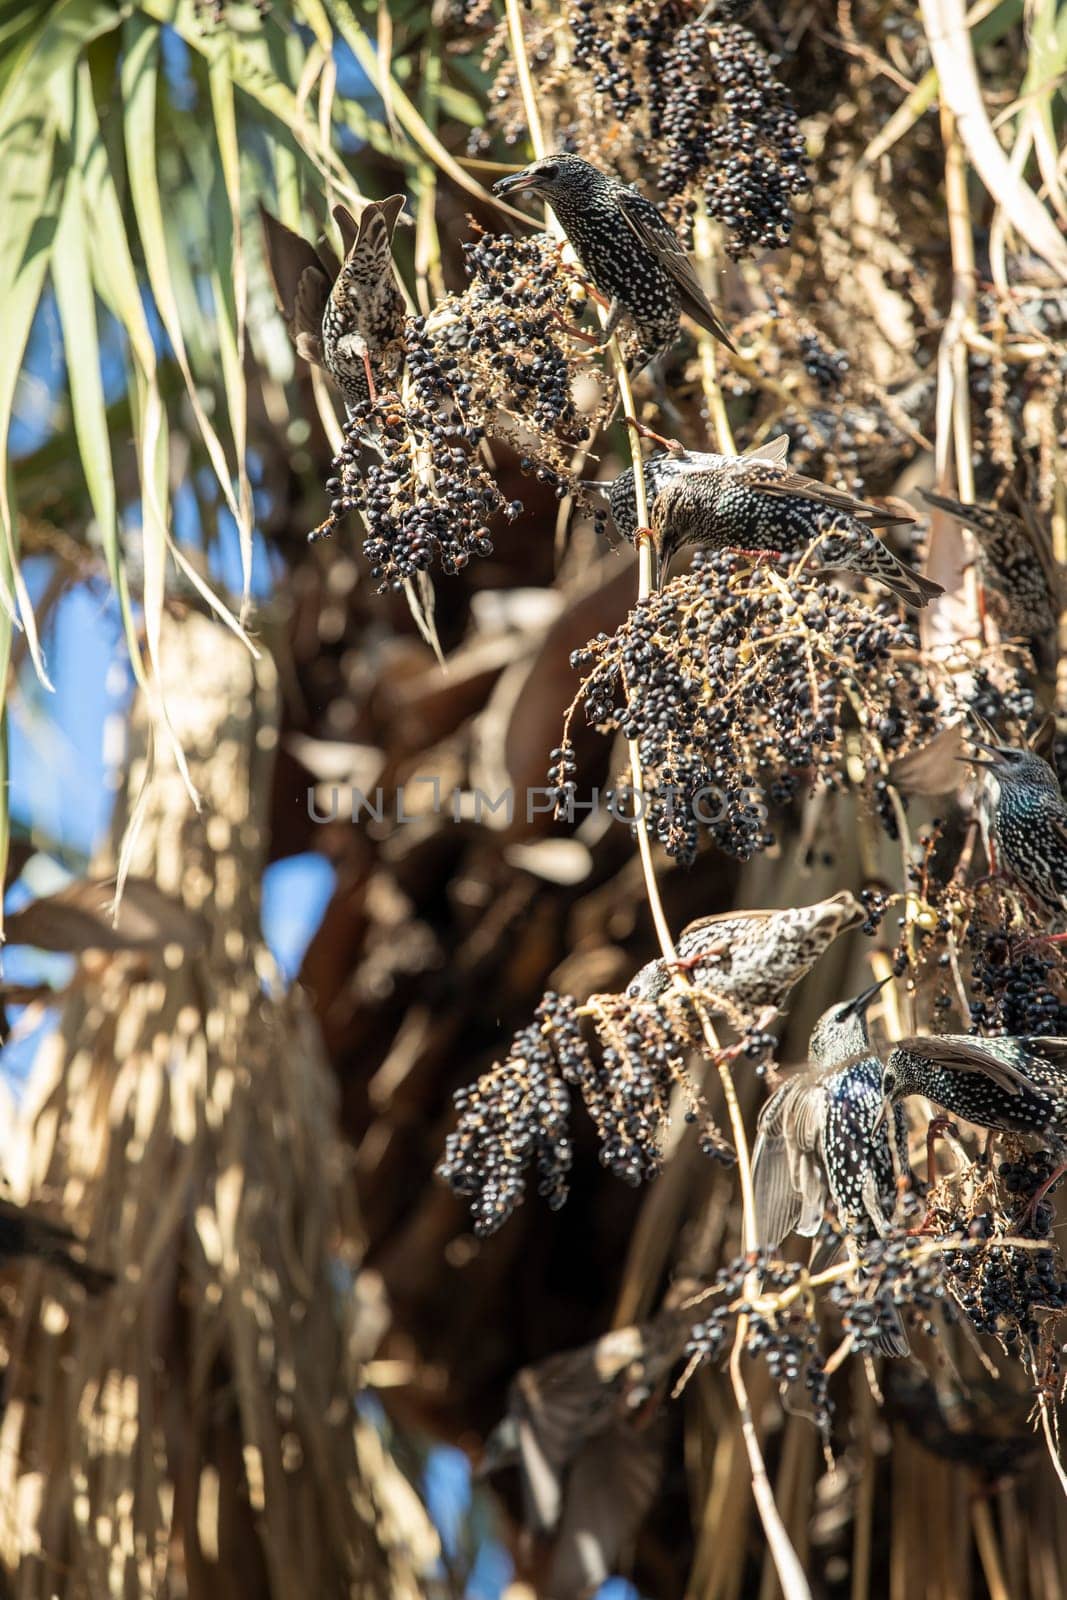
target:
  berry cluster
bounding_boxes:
[968,923,1067,1036]
[437,996,576,1237]
[796,331,850,396]
[315,233,598,588]
[937,1152,1067,1382]
[651,21,809,254]
[471,2,807,256]
[687,1255,830,1431]
[566,551,943,864]
[437,986,732,1235]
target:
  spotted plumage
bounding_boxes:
[259,196,407,411]
[967,741,1067,919]
[922,490,1061,661]
[753,982,910,1356]
[604,437,944,604]
[881,1034,1067,1216]
[493,153,733,367]
[627,890,863,1016]
[881,1034,1067,1154]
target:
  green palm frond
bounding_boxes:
[0,0,435,919]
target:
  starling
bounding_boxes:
[603,436,944,603]
[492,153,734,366]
[260,196,407,410]
[880,1033,1066,1150]
[0,1198,113,1294]
[922,489,1061,661]
[879,1033,1067,1218]
[627,889,864,1017]
[753,980,911,1356]
[966,741,1067,918]
[481,1311,688,1597]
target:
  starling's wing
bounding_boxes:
[1016,497,1065,607]
[507,1342,624,1532]
[738,458,916,528]
[753,1085,803,1247]
[375,193,408,241]
[892,1036,1031,1095]
[548,1414,666,1600]
[743,435,791,464]
[754,1078,828,1245]
[808,1228,846,1274]
[872,1305,911,1359]
[1031,1038,1067,1073]
[258,205,330,365]
[334,199,406,270]
[859,1165,892,1237]
[614,188,736,353]
[889,723,969,795]
[681,909,769,937]
[792,1086,835,1236]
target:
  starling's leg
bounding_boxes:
[622,415,685,455]
[668,944,726,977]
[1017,930,1067,951]
[554,296,625,350]
[361,349,379,406]
[551,311,602,345]
[598,297,624,342]
[907,1116,959,1232]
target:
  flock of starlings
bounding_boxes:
[263,154,1067,1316]
[6,153,1064,1327]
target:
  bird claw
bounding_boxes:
[667,952,709,976]
[622,415,685,455]
[551,310,604,346]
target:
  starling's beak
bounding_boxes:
[840,974,892,1019]
[872,1100,889,1133]
[492,169,542,199]
[961,740,1008,770]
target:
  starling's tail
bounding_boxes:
[873,560,945,610]
[818,530,944,609]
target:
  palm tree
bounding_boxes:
[2,1,1066,1597]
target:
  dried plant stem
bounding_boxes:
[971,1498,1011,1600]
[692,207,735,454]
[606,183,813,1600]
[504,0,546,161]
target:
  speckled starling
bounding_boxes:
[604,436,944,603]
[753,980,911,1356]
[492,153,734,366]
[922,490,1061,665]
[880,1034,1067,1211]
[0,1198,113,1294]
[627,889,864,1017]
[967,741,1067,918]
[260,196,407,410]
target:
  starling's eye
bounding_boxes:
[538,162,559,182]
[883,1069,897,1095]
